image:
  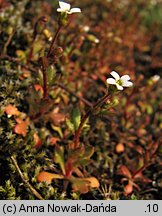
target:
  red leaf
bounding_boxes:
[4,104,20,116]
[48,113,66,126]
[83,177,100,188]
[116,143,125,153]
[13,118,28,137]
[120,165,132,179]
[34,133,42,148]
[124,182,133,196]
[34,84,44,95]
[49,137,59,146]
[133,171,143,179]
[37,171,64,183]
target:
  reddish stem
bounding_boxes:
[28,38,36,62]
[74,93,110,148]
[47,25,62,58]
[42,69,48,99]
[132,164,149,179]
[132,139,161,179]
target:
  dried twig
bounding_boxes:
[3,29,16,54]
[11,155,44,200]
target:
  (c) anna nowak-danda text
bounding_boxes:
[17,203,117,213]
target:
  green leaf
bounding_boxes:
[68,146,85,159]
[69,177,89,194]
[47,66,56,85]
[71,108,81,131]
[51,124,63,138]
[54,146,65,175]
[33,41,44,55]
[75,158,90,166]
[83,146,94,159]
[66,118,75,133]
[16,50,26,62]
[37,69,43,86]
[5,180,16,200]
[69,176,100,194]
[0,186,6,193]
[68,146,94,168]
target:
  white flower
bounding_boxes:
[57,1,81,14]
[107,71,133,90]
[151,75,160,82]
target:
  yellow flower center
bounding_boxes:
[116,79,122,86]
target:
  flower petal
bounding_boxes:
[110,71,120,80]
[106,78,116,85]
[122,81,133,87]
[70,8,81,13]
[116,83,124,90]
[121,75,130,81]
[57,8,64,12]
[152,75,160,82]
[59,1,71,11]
